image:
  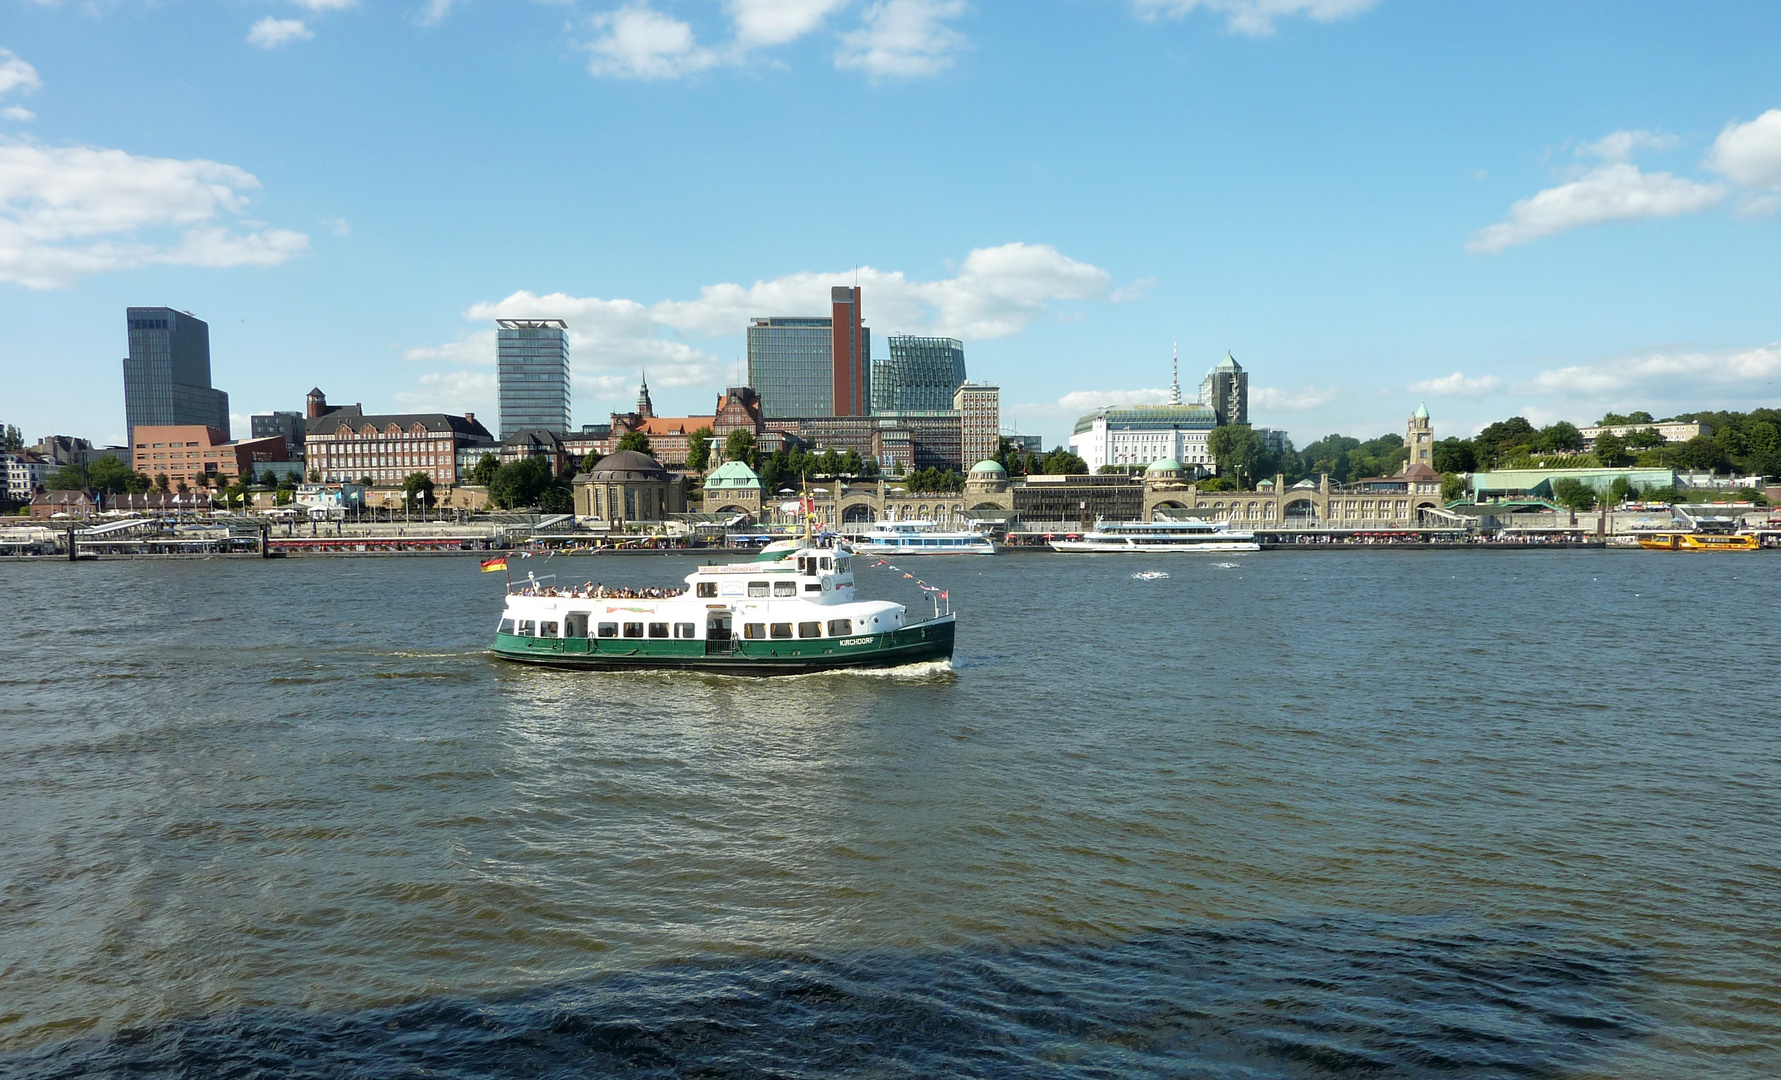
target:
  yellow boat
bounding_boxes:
[1636,532,1760,551]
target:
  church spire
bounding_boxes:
[636,372,654,419]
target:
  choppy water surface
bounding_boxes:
[1,550,1777,1077]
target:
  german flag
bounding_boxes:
[480,556,508,573]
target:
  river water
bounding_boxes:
[1,550,1776,1078]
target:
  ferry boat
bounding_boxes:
[489,539,955,675]
[1635,531,1760,552]
[854,520,995,556]
[1049,519,1260,553]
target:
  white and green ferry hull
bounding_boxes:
[491,614,955,676]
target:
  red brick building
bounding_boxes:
[132,425,288,487]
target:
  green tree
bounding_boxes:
[1672,434,1730,473]
[402,471,436,509]
[904,468,965,493]
[1432,437,1477,474]
[1623,426,1667,450]
[1550,477,1597,511]
[685,427,713,471]
[1,424,22,451]
[153,472,170,493]
[471,453,499,486]
[1608,476,1634,506]
[1533,421,1584,453]
[306,468,321,483]
[1593,431,1632,467]
[1038,448,1088,475]
[357,475,374,488]
[539,484,575,514]
[486,456,552,509]
[47,463,88,490]
[1475,417,1537,466]
[724,428,757,466]
[615,430,653,455]
[1440,472,1467,502]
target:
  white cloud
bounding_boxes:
[0,49,41,97]
[324,217,351,236]
[392,370,497,415]
[1251,384,1338,410]
[1467,162,1724,253]
[1406,371,1503,397]
[419,0,463,26]
[1133,0,1377,37]
[406,243,1114,412]
[1577,128,1678,163]
[728,0,847,46]
[1521,344,1781,398]
[248,17,314,48]
[0,144,308,289]
[835,0,968,79]
[1705,109,1781,192]
[2,107,34,122]
[1056,388,1173,411]
[292,0,357,9]
[583,4,722,79]
[1108,277,1157,303]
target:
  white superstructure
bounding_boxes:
[1050,519,1260,553]
[855,520,995,556]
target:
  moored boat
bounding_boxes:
[1050,518,1260,553]
[854,520,995,556]
[488,539,955,674]
[1635,532,1760,551]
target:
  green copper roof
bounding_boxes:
[1145,458,1183,474]
[703,460,761,489]
[1072,403,1217,436]
[969,459,1008,475]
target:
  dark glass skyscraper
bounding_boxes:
[872,336,966,414]
[122,307,230,447]
[745,287,871,419]
[496,319,570,439]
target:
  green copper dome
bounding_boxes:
[969,459,1008,475]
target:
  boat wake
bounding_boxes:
[1212,562,1242,570]
[1131,571,1171,580]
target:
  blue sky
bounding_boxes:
[3,0,1779,451]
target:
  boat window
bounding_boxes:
[675,623,697,639]
[770,622,793,639]
[827,619,851,636]
[498,618,516,635]
[798,621,822,638]
[820,557,833,570]
[696,582,717,598]
[623,622,644,638]
[747,581,770,597]
[804,583,821,592]
[743,623,766,639]
[540,621,558,638]
[517,620,535,636]
[836,558,849,573]
[773,581,797,597]
[648,622,669,638]
[597,622,618,638]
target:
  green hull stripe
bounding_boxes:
[490,619,954,673]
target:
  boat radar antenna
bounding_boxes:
[1170,342,1181,406]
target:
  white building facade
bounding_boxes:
[1069,404,1219,473]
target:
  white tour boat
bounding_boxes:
[489,538,955,675]
[854,520,996,556]
[1049,518,1261,553]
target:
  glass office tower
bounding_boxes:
[872,336,967,414]
[748,317,836,418]
[123,307,230,447]
[746,297,872,420]
[496,319,570,439]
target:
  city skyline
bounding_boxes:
[2,3,1779,448]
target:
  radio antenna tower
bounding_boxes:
[1170,341,1181,405]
